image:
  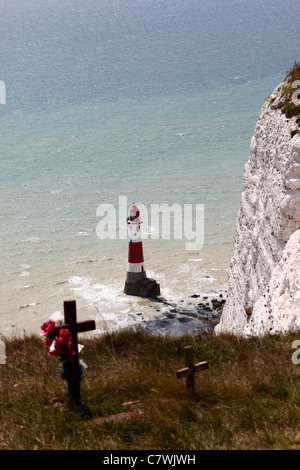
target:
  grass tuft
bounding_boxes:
[270,60,300,123]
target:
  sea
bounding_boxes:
[1,0,300,337]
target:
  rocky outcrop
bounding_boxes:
[215,78,300,337]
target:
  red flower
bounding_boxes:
[40,319,55,337]
[58,328,72,342]
[49,328,75,363]
[40,320,56,347]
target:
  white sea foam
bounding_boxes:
[21,237,40,243]
[19,302,38,309]
[19,271,30,277]
[77,231,91,237]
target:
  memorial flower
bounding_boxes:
[40,319,56,347]
[49,328,75,363]
[41,315,88,384]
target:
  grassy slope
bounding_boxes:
[0,328,299,450]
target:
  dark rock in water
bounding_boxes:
[177,316,192,323]
[144,291,225,337]
[155,318,171,328]
[166,312,176,319]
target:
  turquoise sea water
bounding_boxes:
[1,0,300,335]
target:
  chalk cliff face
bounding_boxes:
[215,79,300,337]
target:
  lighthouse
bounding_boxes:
[124,203,160,297]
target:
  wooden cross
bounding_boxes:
[176,346,208,394]
[47,300,96,407]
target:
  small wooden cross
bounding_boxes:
[176,346,208,394]
[47,300,96,407]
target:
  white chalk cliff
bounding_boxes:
[215,78,300,337]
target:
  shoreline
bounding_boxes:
[0,288,227,340]
[138,288,227,337]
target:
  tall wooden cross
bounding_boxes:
[47,300,96,407]
[176,346,208,394]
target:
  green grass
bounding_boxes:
[0,328,300,450]
[270,61,300,126]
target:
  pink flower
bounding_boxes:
[58,328,72,342]
[49,328,75,363]
[40,319,56,337]
[40,320,56,347]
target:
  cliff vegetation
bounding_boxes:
[270,61,300,137]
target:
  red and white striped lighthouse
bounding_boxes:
[124,203,160,297]
[127,203,145,274]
